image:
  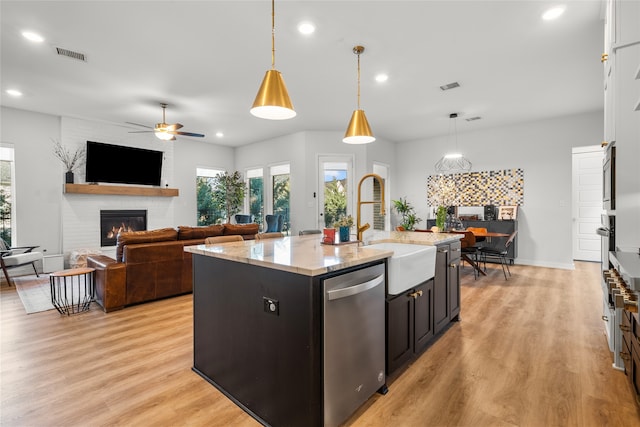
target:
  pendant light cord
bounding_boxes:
[356,51,361,109]
[271,0,276,69]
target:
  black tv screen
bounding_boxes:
[85,141,163,186]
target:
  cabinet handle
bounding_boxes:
[620,324,631,332]
[601,141,608,147]
[408,290,424,299]
[602,315,609,321]
[620,351,630,361]
[601,53,608,63]
[438,249,448,253]
[449,263,458,268]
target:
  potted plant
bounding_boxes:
[333,214,354,242]
[52,138,85,183]
[211,171,247,223]
[392,197,422,231]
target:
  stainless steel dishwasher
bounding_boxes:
[323,263,386,427]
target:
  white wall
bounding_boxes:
[396,111,603,269]
[1,105,607,270]
[173,138,234,227]
[0,107,235,266]
[234,131,396,236]
[0,107,61,257]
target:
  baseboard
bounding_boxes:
[514,258,575,270]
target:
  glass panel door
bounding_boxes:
[319,156,353,229]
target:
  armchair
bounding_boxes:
[0,239,43,285]
[265,214,283,233]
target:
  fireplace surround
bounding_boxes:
[100,210,147,247]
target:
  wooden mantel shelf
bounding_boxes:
[64,183,179,197]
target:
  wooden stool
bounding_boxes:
[49,267,95,315]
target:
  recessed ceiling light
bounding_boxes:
[542,6,565,21]
[21,31,44,42]
[215,132,224,138]
[297,22,315,35]
[6,89,23,97]
[375,74,388,83]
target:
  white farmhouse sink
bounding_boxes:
[366,243,437,295]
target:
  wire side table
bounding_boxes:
[50,267,95,315]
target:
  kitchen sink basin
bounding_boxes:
[366,243,437,295]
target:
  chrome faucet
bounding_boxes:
[356,173,386,242]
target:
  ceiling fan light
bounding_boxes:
[343,109,375,144]
[444,153,463,159]
[155,131,174,141]
[251,69,296,120]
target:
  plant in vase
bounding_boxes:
[333,215,354,242]
[392,197,422,231]
[52,138,85,183]
[435,205,447,232]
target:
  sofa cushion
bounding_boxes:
[223,223,259,238]
[116,228,178,262]
[177,224,224,240]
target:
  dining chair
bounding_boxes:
[479,230,518,280]
[255,232,284,240]
[466,227,488,242]
[456,231,482,279]
[0,238,43,286]
[205,235,244,244]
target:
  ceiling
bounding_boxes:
[1,1,604,147]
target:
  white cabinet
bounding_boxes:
[615,0,640,46]
[613,43,640,252]
[604,0,640,251]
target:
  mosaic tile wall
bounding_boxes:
[427,168,524,206]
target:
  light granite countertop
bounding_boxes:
[185,231,462,277]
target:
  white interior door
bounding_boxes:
[572,146,604,261]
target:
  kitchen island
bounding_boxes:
[185,231,461,427]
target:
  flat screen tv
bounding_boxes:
[85,141,163,186]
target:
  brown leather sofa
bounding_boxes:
[87,223,258,312]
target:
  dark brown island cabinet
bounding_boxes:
[386,240,461,374]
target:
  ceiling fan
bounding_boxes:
[127,103,205,141]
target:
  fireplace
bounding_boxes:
[100,210,147,247]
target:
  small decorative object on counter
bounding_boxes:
[322,228,336,244]
[333,215,354,242]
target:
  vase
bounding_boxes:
[65,171,74,184]
[339,226,350,242]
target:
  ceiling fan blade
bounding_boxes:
[128,130,154,133]
[166,123,183,131]
[169,131,205,138]
[125,121,154,129]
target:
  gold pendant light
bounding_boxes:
[250,0,296,120]
[343,45,375,144]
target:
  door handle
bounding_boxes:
[327,274,384,301]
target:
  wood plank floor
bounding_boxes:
[1,262,639,426]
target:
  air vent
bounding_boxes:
[465,116,482,122]
[439,82,460,91]
[55,47,87,62]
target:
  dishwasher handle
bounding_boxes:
[327,274,384,301]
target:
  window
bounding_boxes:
[270,164,290,234]
[0,145,14,244]
[196,167,224,226]
[247,168,263,230]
